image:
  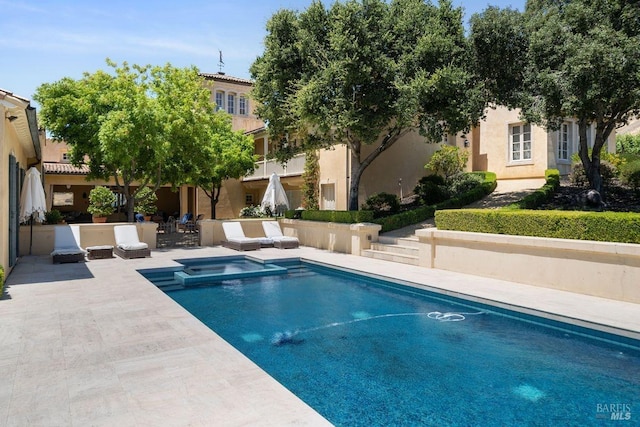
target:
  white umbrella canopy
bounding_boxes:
[261,173,289,216]
[19,167,47,223]
[19,167,47,255]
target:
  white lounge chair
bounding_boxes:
[221,222,265,251]
[51,225,87,263]
[113,225,151,259]
[262,221,299,249]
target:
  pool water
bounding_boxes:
[154,261,639,426]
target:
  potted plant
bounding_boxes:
[134,187,158,220]
[45,209,64,224]
[87,186,116,223]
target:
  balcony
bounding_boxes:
[243,153,306,181]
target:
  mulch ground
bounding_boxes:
[538,182,640,212]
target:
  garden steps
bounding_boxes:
[361,237,420,266]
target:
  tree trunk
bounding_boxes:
[348,157,364,211]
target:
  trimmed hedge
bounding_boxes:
[374,172,497,232]
[504,169,560,210]
[284,209,375,223]
[435,209,640,244]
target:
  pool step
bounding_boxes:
[361,240,420,266]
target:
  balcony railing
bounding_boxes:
[243,153,306,181]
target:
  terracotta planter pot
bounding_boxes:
[92,216,108,223]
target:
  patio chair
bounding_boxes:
[221,222,264,251]
[176,213,194,233]
[262,221,299,249]
[113,225,151,259]
[51,225,87,263]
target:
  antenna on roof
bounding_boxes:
[218,50,225,75]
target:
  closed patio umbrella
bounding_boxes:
[19,167,47,255]
[261,173,289,216]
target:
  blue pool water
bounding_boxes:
[145,259,639,426]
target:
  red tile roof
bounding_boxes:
[43,162,90,175]
[199,72,253,86]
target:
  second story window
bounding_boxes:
[61,152,71,163]
[239,96,247,115]
[227,93,236,114]
[215,91,224,111]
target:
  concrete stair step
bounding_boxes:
[378,236,420,247]
[361,249,420,266]
[370,242,419,256]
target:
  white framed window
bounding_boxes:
[239,96,247,115]
[215,91,224,111]
[558,122,570,161]
[227,93,236,114]
[61,152,71,163]
[509,123,532,162]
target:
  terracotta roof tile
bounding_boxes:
[43,162,90,175]
[199,72,253,86]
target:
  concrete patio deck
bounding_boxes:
[1,245,638,426]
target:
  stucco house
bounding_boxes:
[41,74,616,222]
[0,89,42,274]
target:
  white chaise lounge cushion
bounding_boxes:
[51,225,87,256]
[113,225,149,250]
[262,221,299,243]
[222,221,269,244]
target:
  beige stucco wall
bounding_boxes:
[416,229,640,304]
[1,102,39,276]
[19,222,157,256]
[473,106,550,179]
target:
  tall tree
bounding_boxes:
[251,0,484,210]
[471,0,640,196]
[193,124,256,219]
[35,60,227,221]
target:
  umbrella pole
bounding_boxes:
[29,214,34,255]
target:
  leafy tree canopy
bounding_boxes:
[35,60,230,221]
[471,0,640,195]
[251,0,485,210]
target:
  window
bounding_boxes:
[245,194,254,205]
[61,152,71,163]
[227,93,235,114]
[558,122,570,161]
[215,91,224,111]
[53,192,74,207]
[239,96,247,115]
[509,123,532,162]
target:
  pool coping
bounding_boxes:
[2,246,639,425]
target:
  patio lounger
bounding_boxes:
[262,221,299,249]
[221,222,264,251]
[113,225,151,259]
[51,225,87,263]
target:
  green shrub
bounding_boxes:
[570,161,617,188]
[45,209,63,225]
[414,175,450,205]
[362,192,401,218]
[239,205,265,218]
[134,187,158,215]
[0,265,4,296]
[87,186,116,217]
[619,159,640,193]
[426,145,468,179]
[374,171,497,232]
[446,173,483,195]
[504,169,560,210]
[435,209,640,244]
[299,210,374,223]
[616,134,640,156]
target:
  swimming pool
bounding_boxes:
[142,258,639,426]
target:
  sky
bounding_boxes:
[0,0,526,107]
